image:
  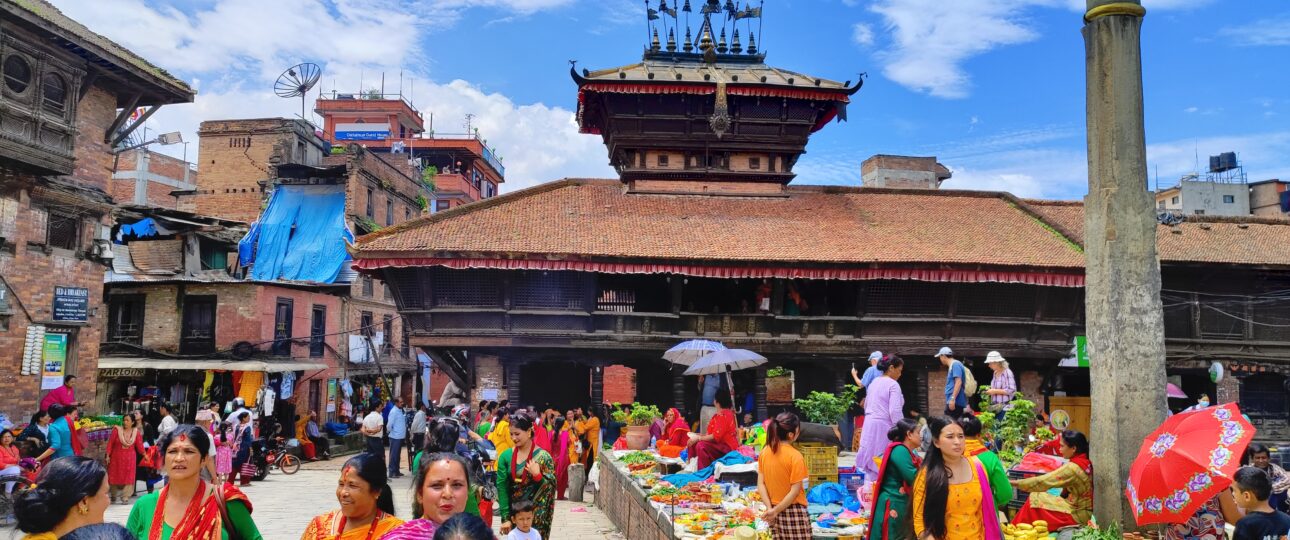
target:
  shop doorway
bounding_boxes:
[180,296,216,355]
[519,361,590,412]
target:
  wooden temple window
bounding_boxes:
[657,154,669,167]
[955,283,1037,319]
[1198,296,1246,340]
[512,271,587,310]
[430,268,502,308]
[865,280,950,315]
[748,157,761,170]
[46,211,80,251]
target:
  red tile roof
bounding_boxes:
[1022,200,1290,267]
[355,179,1085,271]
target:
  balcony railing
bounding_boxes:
[414,132,505,177]
[405,308,1078,347]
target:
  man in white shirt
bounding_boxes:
[156,402,177,444]
[361,407,385,469]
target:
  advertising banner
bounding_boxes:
[41,333,67,390]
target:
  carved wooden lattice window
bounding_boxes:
[865,280,949,315]
[3,55,31,93]
[431,268,502,308]
[957,283,1037,319]
[42,73,66,116]
[513,271,585,310]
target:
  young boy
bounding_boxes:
[1232,466,1290,540]
[506,499,542,540]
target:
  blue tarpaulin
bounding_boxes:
[117,218,172,241]
[660,451,752,486]
[245,185,353,284]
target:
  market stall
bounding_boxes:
[597,448,869,539]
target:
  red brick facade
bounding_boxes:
[111,149,197,209]
[603,365,636,405]
[1,86,130,418]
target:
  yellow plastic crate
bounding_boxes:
[794,442,839,484]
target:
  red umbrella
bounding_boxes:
[1125,402,1255,525]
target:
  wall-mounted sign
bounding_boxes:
[1074,335,1089,368]
[335,123,390,141]
[41,333,67,389]
[100,368,146,378]
[52,286,89,322]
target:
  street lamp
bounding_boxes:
[112,131,183,154]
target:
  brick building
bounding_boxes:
[191,118,329,222]
[98,208,334,421]
[315,93,505,211]
[186,118,427,407]
[110,148,197,210]
[0,0,192,418]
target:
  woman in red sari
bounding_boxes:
[126,425,262,540]
[551,416,571,500]
[106,412,144,504]
[686,392,738,469]
[655,408,691,458]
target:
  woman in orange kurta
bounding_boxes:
[574,408,601,468]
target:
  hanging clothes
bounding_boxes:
[340,379,353,398]
[280,372,296,400]
[201,372,216,401]
[261,387,277,416]
[238,372,264,407]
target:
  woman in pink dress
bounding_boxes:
[854,355,907,482]
[215,422,234,482]
[552,416,571,500]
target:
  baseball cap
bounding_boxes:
[867,351,883,362]
[935,346,954,358]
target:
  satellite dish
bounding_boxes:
[274,62,322,121]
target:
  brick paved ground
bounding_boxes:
[92,456,623,539]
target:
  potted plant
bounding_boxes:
[794,386,858,442]
[766,366,795,404]
[622,402,661,450]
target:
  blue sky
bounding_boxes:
[54,0,1290,199]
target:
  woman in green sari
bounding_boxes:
[496,413,555,539]
[867,418,923,540]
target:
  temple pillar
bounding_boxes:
[591,363,605,406]
[1083,0,1168,527]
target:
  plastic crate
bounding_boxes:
[795,443,839,484]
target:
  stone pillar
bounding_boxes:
[1083,0,1169,527]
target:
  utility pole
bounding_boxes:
[1082,0,1167,528]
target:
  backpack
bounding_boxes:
[955,360,979,397]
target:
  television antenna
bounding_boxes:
[274,62,322,122]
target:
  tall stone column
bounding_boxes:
[1083,0,1168,527]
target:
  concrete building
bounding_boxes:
[110,148,197,210]
[1154,178,1250,216]
[0,0,193,417]
[861,154,951,189]
[1249,179,1288,218]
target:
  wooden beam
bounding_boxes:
[77,69,99,102]
[103,93,142,144]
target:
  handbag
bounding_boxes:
[213,486,244,540]
[139,446,159,469]
[240,460,257,478]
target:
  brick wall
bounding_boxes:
[338,145,427,229]
[110,149,196,209]
[926,367,947,414]
[604,365,636,404]
[471,355,505,404]
[0,84,123,418]
[191,119,297,222]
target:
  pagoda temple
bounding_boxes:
[352,1,1089,420]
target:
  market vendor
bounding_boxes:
[686,391,738,469]
[654,408,691,458]
[867,418,922,540]
[1009,430,1092,529]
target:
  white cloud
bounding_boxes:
[867,0,1048,99]
[852,23,875,47]
[1218,13,1290,47]
[1184,106,1199,113]
[865,0,1220,99]
[49,0,612,193]
[1146,131,1290,182]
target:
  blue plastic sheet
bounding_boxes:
[246,185,354,283]
[118,218,172,240]
[807,482,860,512]
[660,451,752,486]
